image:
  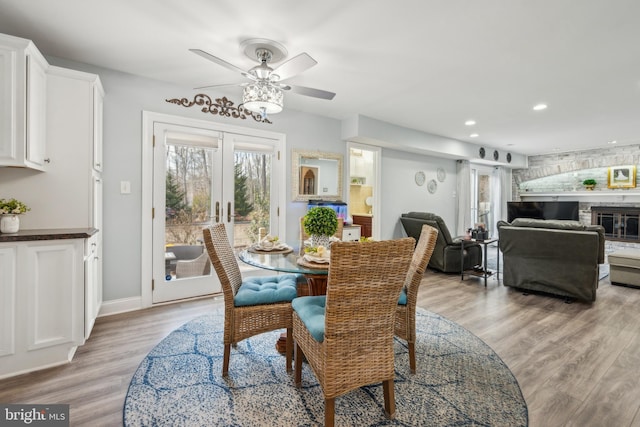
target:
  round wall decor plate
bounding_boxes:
[479,147,486,159]
[493,150,499,161]
[415,171,426,186]
[437,167,446,182]
[427,179,438,194]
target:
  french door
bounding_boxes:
[151,121,281,303]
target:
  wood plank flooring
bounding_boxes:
[1,273,640,426]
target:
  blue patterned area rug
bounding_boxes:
[123,308,528,426]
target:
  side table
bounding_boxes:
[461,238,499,286]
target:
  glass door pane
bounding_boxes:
[232,150,272,250]
[164,143,214,280]
[153,122,222,304]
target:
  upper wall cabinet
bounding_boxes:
[0,33,48,171]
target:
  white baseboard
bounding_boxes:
[98,296,143,317]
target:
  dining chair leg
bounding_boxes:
[222,343,231,376]
[285,327,293,373]
[408,341,416,374]
[294,343,303,386]
[382,379,395,419]
[325,397,335,427]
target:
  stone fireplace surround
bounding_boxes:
[511,144,640,257]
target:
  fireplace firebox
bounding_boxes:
[591,206,640,243]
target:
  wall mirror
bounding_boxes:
[292,149,343,202]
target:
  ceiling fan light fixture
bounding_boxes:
[242,81,283,114]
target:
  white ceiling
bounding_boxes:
[1,0,639,156]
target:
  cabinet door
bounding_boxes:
[92,171,103,231]
[25,51,47,168]
[23,240,84,350]
[84,234,101,339]
[0,246,16,357]
[92,81,103,172]
[0,46,16,163]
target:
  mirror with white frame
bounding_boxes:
[292,149,343,202]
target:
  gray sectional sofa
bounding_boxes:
[497,218,605,302]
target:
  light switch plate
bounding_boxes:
[120,181,131,194]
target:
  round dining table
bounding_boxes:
[238,246,330,296]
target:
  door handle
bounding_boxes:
[215,201,220,222]
[227,202,232,222]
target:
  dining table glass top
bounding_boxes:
[238,246,328,275]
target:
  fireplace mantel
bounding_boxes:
[519,191,640,203]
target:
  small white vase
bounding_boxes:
[311,234,331,248]
[0,214,20,233]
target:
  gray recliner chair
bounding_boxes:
[400,212,482,273]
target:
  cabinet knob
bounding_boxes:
[44,158,50,163]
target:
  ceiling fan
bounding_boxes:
[190,38,335,118]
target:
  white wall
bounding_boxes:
[380,148,457,240]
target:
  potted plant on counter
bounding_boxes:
[583,179,596,190]
[0,198,30,233]
[303,207,338,248]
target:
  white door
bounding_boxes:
[152,122,281,303]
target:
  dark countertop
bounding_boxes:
[0,228,98,242]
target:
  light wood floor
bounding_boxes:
[2,272,640,426]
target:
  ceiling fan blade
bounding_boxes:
[189,49,254,79]
[272,53,317,81]
[194,82,249,90]
[281,84,336,100]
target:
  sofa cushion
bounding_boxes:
[511,218,585,230]
[234,274,298,307]
[292,295,326,342]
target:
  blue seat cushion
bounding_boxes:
[398,288,407,306]
[292,295,326,342]
[234,274,298,307]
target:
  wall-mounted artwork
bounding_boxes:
[608,165,636,188]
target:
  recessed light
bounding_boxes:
[608,140,617,144]
[465,120,476,126]
[533,103,548,111]
[470,133,479,138]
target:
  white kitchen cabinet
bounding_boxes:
[0,33,48,170]
[0,246,16,358]
[0,238,86,379]
[43,66,103,230]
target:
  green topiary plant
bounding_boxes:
[303,207,338,237]
[582,179,596,186]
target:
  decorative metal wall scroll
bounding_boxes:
[165,94,272,124]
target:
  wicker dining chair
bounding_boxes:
[203,224,298,376]
[292,238,415,426]
[395,224,438,373]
